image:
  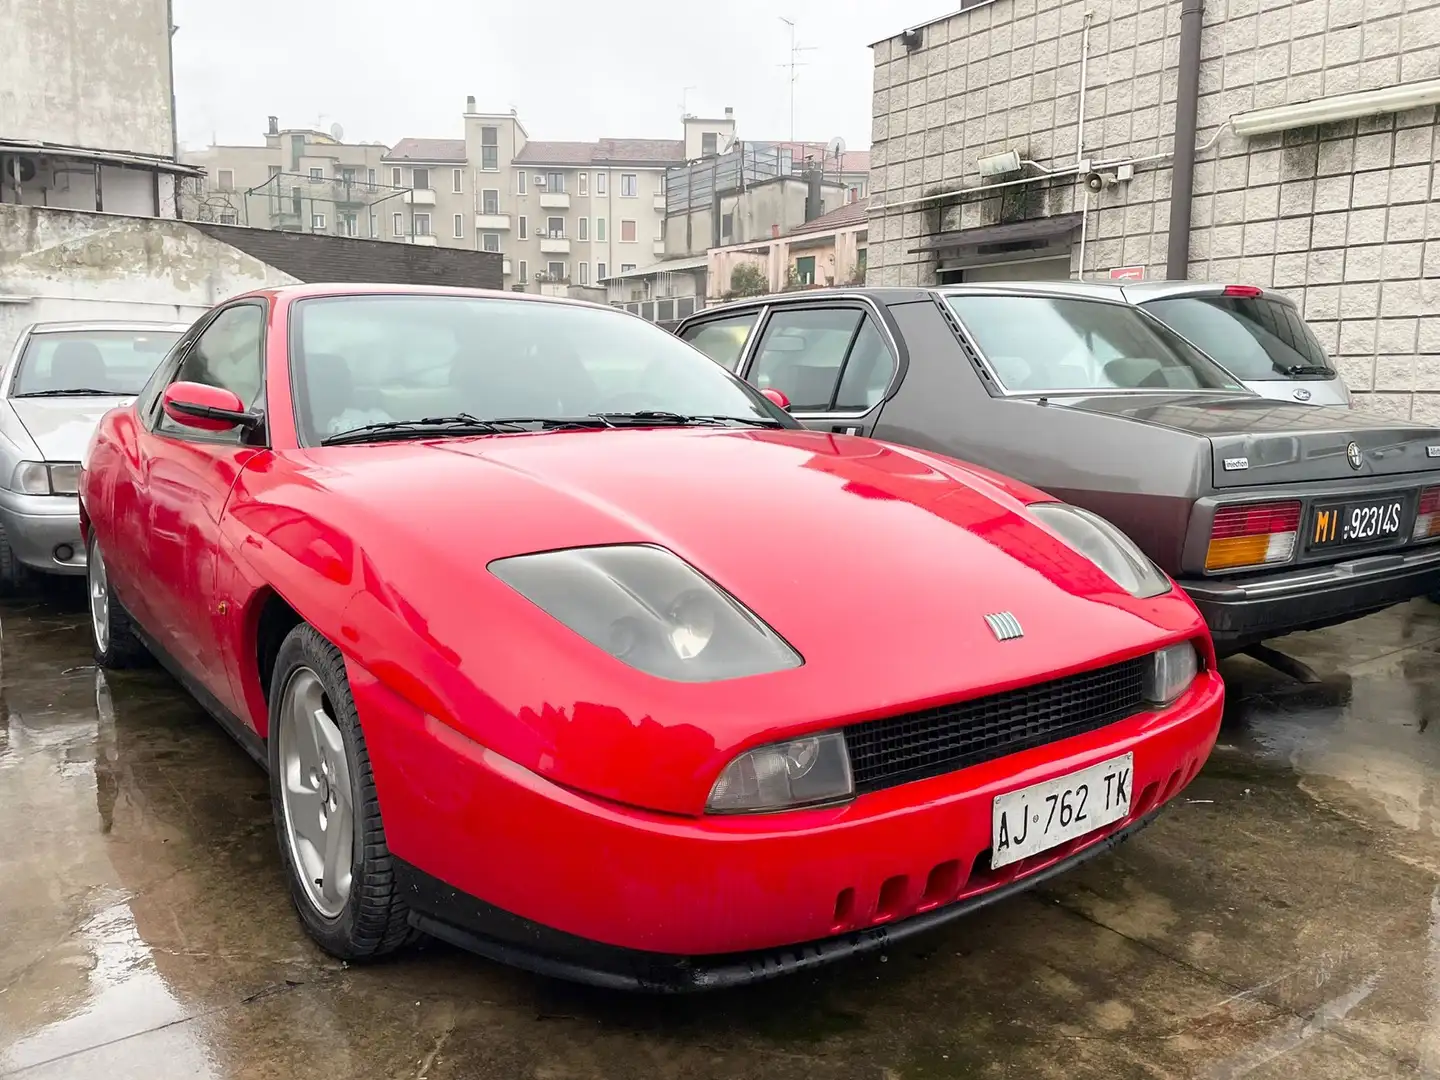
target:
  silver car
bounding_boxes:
[0,320,186,589]
[1114,282,1352,407]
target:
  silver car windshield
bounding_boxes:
[290,295,792,445]
[946,295,1246,394]
[1139,295,1336,382]
[13,329,182,397]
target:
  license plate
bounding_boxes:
[991,753,1133,870]
[1307,497,1405,551]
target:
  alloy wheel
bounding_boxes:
[89,540,110,654]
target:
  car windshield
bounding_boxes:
[290,294,793,445]
[945,294,1246,394]
[12,328,182,397]
[1139,294,1337,381]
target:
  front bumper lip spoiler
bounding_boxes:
[395,808,1165,993]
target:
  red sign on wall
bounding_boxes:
[1109,266,1145,281]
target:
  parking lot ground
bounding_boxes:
[3,585,1440,1080]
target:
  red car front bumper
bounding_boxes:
[358,668,1224,991]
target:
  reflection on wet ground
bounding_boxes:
[3,584,1440,1079]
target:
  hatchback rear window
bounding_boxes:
[1139,295,1335,382]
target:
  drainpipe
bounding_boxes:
[1166,0,1204,280]
[1075,11,1093,280]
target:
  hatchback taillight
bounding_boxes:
[1206,501,1301,571]
[1413,488,1440,541]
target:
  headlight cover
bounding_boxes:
[1144,642,1200,706]
[8,461,80,496]
[488,544,803,682]
[1028,502,1172,598]
[707,731,853,813]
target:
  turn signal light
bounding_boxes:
[1206,501,1301,571]
[1413,488,1440,541]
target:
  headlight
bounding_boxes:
[707,731,853,813]
[488,544,803,682]
[48,463,81,495]
[8,461,80,495]
[1144,642,1199,706]
[1028,503,1172,598]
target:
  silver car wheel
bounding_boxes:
[89,540,110,654]
[278,667,354,919]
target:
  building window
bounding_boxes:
[578,217,588,241]
[518,215,527,239]
[518,259,528,284]
[620,219,637,243]
[218,212,237,225]
[452,168,464,193]
[481,127,499,171]
[515,169,527,195]
[620,174,637,197]
[547,216,565,237]
[545,171,565,193]
[217,169,234,191]
[392,167,403,186]
[597,261,607,279]
[596,173,607,195]
[369,212,377,236]
[857,247,867,275]
[309,167,324,182]
[341,214,358,236]
[721,212,733,240]
[311,213,327,231]
[481,188,499,215]
[393,212,404,236]
[701,132,717,156]
[578,173,588,196]
[454,213,465,238]
[620,263,636,272]
[341,167,356,185]
[547,261,566,280]
[412,168,431,190]
[482,232,500,252]
[794,255,816,284]
[595,217,606,241]
[579,262,589,286]
[367,168,376,189]
[414,213,432,236]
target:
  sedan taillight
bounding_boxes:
[1413,488,1440,542]
[1206,501,1301,571]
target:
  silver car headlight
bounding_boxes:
[10,461,80,496]
[1028,503,1172,599]
[1144,642,1200,706]
[708,731,853,813]
[488,544,803,683]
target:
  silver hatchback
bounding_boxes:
[1118,282,1352,408]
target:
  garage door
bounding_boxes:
[954,257,1073,283]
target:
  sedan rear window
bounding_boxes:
[1139,295,1335,381]
[946,295,1244,394]
[13,329,182,397]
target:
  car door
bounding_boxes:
[134,301,269,712]
[738,302,899,436]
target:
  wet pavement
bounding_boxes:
[3,584,1440,1080]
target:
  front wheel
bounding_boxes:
[268,622,416,961]
[0,522,32,596]
[87,533,150,668]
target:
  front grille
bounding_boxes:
[843,655,1149,793]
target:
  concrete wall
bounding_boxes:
[869,0,1440,417]
[665,178,847,259]
[1,0,175,157]
[0,205,295,362]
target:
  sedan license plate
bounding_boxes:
[1307,497,1405,551]
[991,753,1133,870]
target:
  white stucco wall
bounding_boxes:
[0,0,175,157]
[0,205,297,362]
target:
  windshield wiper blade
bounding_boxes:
[321,414,519,446]
[590,411,782,428]
[1282,364,1333,377]
[491,415,616,430]
[14,388,130,397]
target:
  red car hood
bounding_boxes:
[254,428,1206,814]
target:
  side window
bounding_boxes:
[749,307,898,413]
[156,305,265,437]
[136,329,196,420]
[680,313,757,372]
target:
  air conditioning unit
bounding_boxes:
[2,154,49,188]
[534,175,547,187]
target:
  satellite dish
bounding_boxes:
[330,122,345,142]
[826,136,847,162]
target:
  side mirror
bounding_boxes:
[162,382,259,432]
[760,387,791,411]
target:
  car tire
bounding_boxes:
[268,622,416,962]
[0,522,32,596]
[87,532,151,668]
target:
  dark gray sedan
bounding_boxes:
[674,283,1440,655]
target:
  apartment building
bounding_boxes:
[378,98,737,288]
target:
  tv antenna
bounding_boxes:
[778,17,817,143]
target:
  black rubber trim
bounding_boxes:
[395,808,1165,993]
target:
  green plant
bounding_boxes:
[783,265,803,291]
[728,262,768,297]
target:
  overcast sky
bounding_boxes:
[172,0,948,152]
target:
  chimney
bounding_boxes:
[724,106,733,119]
[804,167,823,223]
[267,115,279,135]
[466,95,476,113]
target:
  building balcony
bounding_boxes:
[406,188,437,207]
[336,182,375,204]
[652,193,666,212]
[410,234,438,246]
[652,238,666,256]
[475,212,511,231]
[538,191,570,210]
[539,234,570,254]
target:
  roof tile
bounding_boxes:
[383,138,467,163]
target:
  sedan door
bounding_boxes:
[735,302,899,436]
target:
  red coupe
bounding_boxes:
[79,284,1223,990]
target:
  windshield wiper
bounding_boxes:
[591,411,784,428]
[321,414,521,446]
[14,388,131,398]
[1281,364,1333,377]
